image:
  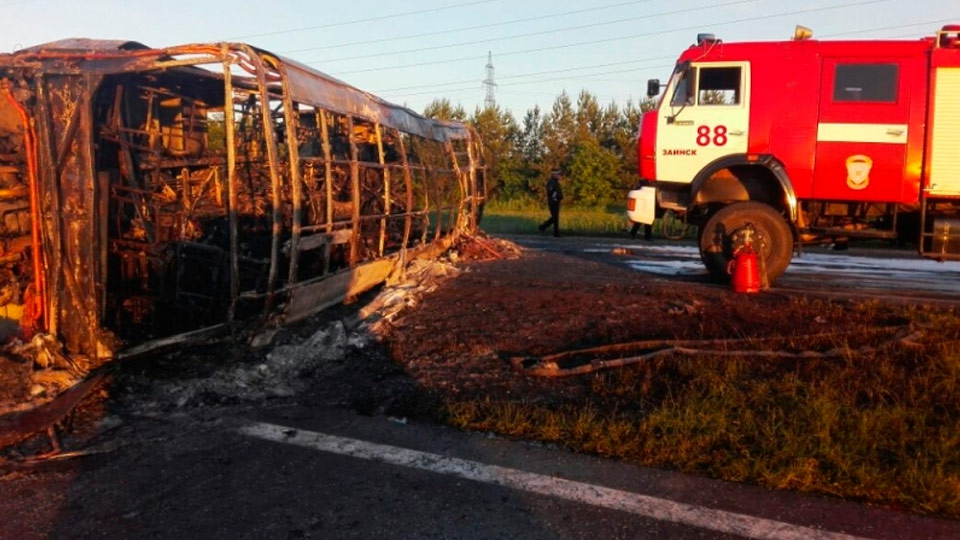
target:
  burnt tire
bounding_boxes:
[698,202,793,284]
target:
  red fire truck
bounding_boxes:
[626,25,960,283]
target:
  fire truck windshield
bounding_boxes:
[659,62,686,105]
[670,62,696,107]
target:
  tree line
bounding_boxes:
[423,91,656,207]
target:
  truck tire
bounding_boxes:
[698,202,793,284]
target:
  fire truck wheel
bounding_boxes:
[698,202,793,284]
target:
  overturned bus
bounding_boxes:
[0,39,485,362]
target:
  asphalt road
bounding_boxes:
[3,408,959,540]
[507,234,960,304]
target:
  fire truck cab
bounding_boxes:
[627,25,960,283]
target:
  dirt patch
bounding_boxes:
[383,249,899,403]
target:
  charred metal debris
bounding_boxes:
[0,39,486,364]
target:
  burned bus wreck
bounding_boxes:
[0,40,485,362]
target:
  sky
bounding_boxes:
[0,0,957,117]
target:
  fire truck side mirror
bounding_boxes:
[647,79,661,98]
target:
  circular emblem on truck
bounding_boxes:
[845,154,872,190]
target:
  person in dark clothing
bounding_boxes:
[629,221,653,241]
[538,170,564,237]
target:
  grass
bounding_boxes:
[441,304,960,517]
[481,199,697,239]
[482,200,637,237]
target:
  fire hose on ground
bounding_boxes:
[509,328,923,378]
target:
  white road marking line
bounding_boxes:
[239,422,874,540]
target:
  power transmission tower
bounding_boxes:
[483,51,497,109]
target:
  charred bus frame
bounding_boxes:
[0,40,485,362]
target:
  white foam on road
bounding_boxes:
[596,243,960,293]
[625,259,706,276]
[240,421,874,540]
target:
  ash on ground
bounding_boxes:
[119,240,484,414]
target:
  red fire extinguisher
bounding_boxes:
[727,224,761,294]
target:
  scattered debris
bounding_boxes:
[365,258,465,334]
[158,349,308,405]
[358,236,520,335]
[24,439,123,462]
[455,233,522,262]
[250,328,280,349]
[0,235,506,457]
[7,334,85,375]
[266,322,347,372]
[152,321,346,407]
[31,370,80,393]
[97,415,124,432]
[139,238,496,412]
[347,331,370,350]
[0,370,108,459]
[666,299,703,316]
